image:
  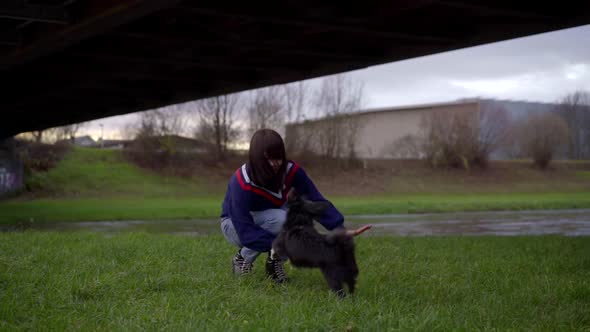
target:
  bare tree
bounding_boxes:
[55,122,85,142]
[283,81,308,124]
[477,105,512,162]
[284,122,319,157]
[318,117,342,159]
[194,93,242,159]
[31,130,44,143]
[342,114,363,160]
[314,74,363,117]
[555,90,590,159]
[418,105,511,169]
[385,134,424,159]
[247,86,286,135]
[420,108,479,168]
[311,74,364,159]
[131,105,188,139]
[120,122,137,141]
[29,127,60,144]
[517,112,570,169]
[125,104,190,161]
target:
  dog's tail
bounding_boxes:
[326,229,354,251]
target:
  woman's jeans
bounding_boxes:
[221,208,287,263]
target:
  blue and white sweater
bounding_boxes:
[220,161,344,252]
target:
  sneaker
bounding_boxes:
[265,253,288,284]
[232,250,253,276]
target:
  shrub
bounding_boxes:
[419,106,510,170]
[517,113,570,169]
[17,140,70,173]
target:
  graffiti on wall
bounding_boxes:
[0,166,22,193]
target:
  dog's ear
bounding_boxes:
[287,187,300,204]
[303,200,332,216]
[288,188,309,204]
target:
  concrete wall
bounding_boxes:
[356,102,478,158]
[0,139,23,195]
[286,101,478,159]
[286,98,572,160]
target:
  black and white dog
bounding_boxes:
[272,192,359,296]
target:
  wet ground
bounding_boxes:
[3,209,590,236]
[347,209,590,236]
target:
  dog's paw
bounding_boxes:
[270,248,283,261]
[334,289,346,299]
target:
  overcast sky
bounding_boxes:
[84,24,590,140]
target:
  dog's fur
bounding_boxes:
[272,192,359,296]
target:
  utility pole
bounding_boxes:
[100,123,104,148]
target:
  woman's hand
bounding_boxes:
[346,225,372,237]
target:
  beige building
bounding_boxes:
[285,98,559,159]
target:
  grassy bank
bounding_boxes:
[2,147,590,224]
[23,147,224,197]
[1,233,588,330]
[2,192,590,224]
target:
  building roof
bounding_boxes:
[287,97,563,126]
[55,135,96,145]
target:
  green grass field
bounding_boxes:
[1,233,588,330]
[2,148,589,330]
[1,147,590,224]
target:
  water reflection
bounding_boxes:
[2,209,590,236]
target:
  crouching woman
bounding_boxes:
[220,128,369,283]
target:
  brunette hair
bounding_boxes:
[248,129,287,192]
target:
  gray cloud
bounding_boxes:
[342,24,590,108]
[357,24,590,82]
